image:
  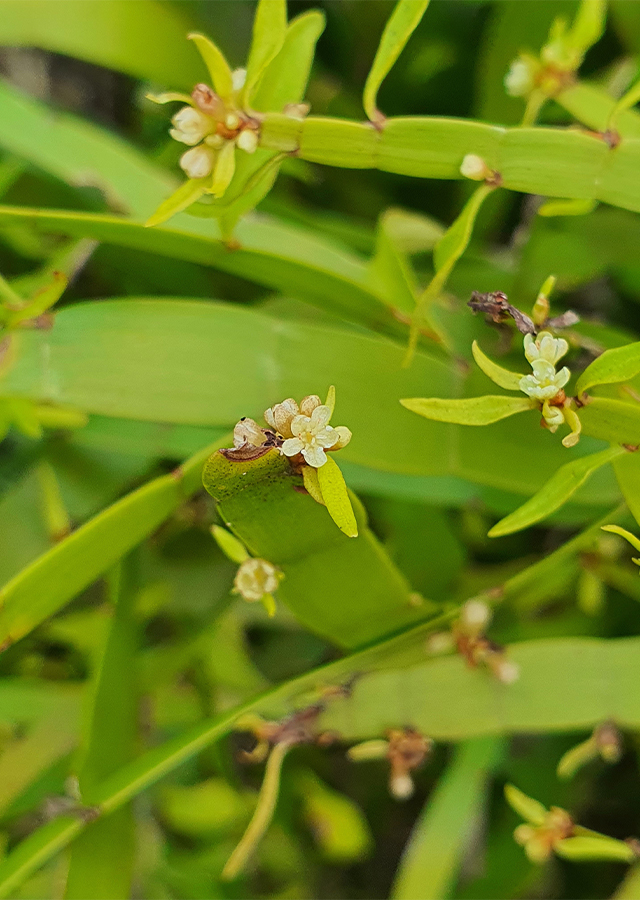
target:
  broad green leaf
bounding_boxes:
[392,738,503,900]
[576,342,640,394]
[579,396,640,444]
[613,452,640,527]
[472,341,524,391]
[488,445,626,537]
[0,1,203,89]
[363,0,431,123]
[243,0,287,105]
[212,525,249,564]
[400,395,535,426]
[65,560,139,900]
[0,206,396,334]
[0,436,229,650]
[187,33,234,101]
[2,632,640,897]
[202,448,422,648]
[555,836,636,864]
[146,179,207,228]
[316,456,358,538]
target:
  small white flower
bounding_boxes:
[234,558,279,602]
[179,144,215,179]
[523,332,569,367]
[495,659,520,685]
[236,129,258,154]
[519,364,570,401]
[233,417,266,449]
[504,57,536,97]
[390,773,414,801]
[281,405,340,468]
[541,401,565,432]
[461,599,492,632]
[460,153,488,181]
[170,106,213,145]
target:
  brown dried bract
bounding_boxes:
[468,291,536,335]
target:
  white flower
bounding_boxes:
[179,144,215,179]
[234,558,279,602]
[236,129,258,154]
[232,68,247,92]
[523,331,569,367]
[170,106,213,145]
[460,154,488,181]
[519,363,570,401]
[504,57,536,97]
[390,773,414,800]
[461,599,492,633]
[281,405,340,468]
[233,417,266,449]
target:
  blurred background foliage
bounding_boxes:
[0,1,640,898]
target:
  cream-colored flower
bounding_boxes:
[523,331,569,367]
[236,129,258,153]
[460,154,489,181]
[234,558,279,602]
[170,106,213,145]
[504,57,537,97]
[179,144,215,179]
[264,398,299,438]
[519,361,570,401]
[281,405,341,468]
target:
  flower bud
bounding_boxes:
[264,398,299,438]
[191,84,225,118]
[236,128,259,153]
[179,145,215,179]
[233,417,267,449]
[460,154,490,181]
[170,106,213,146]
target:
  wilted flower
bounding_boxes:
[233,417,267,449]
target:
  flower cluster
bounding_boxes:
[348,728,433,800]
[264,394,352,469]
[157,71,259,194]
[427,598,520,684]
[518,331,578,437]
[233,557,280,603]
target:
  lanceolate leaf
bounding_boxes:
[488,445,626,537]
[400,395,535,426]
[145,179,207,228]
[187,33,234,101]
[579,396,640,444]
[472,341,524,391]
[316,456,358,538]
[243,0,287,105]
[576,342,640,394]
[363,0,431,123]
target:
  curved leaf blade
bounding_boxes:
[576,342,640,395]
[401,395,534,425]
[472,341,524,391]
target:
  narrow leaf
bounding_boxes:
[555,836,636,864]
[187,33,234,100]
[488,445,626,537]
[504,785,547,826]
[145,178,206,228]
[211,525,249,563]
[392,738,503,900]
[316,456,358,537]
[601,524,640,555]
[472,341,524,391]
[537,198,597,217]
[401,395,534,425]
[363,0,430,123]
[302,465,325,505]
[243,0,287,106]
[576,342,640,395]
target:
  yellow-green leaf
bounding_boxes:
[145,178,207,228]
[504,784,547,826]
[555,835,636,864]
[317,456,358,537]
[243,0,287,105]
[363,0,430,123]
[576,342,640,395]
[472,341,524,391]
[211,525,249,564]
[401,395,534,425]
[187,32,234,101]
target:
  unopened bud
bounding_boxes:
[390,773,414,800]
[460,154,490,181]
[236,128,258,153]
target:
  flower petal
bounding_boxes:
[310,404,331,428]
[316,426,339,448]
[302,445,328,468]
[281,437,304,457]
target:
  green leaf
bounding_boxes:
[187,33,234,101]
[0,436,229,650]
[504,784,548,826]
[5,271,67,326]
[211,525,249,564]
[537,198,597,217]
[145,178,207,228]
[576,342,640,394]
[243,0,287,105]
[391,738,503,900]
[557,81,640,138]
[202,448,421,648]
[488,445,626,537]
[370,210,420,315]
[472,341,524,391]
[0,0,204,90]
[252,10,325,113]
[613,452,640,527]
[400,395,535,426]
[433,184,494,274]
[555,836,636,864]
[601,524,640,554]
[363,0,430,123]
[579,396,640,444]
[65,559,139,900]
[566,0,606,58]
[316,456,358,538]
